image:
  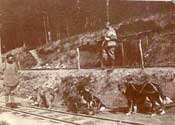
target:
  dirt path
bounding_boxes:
[0,112,62,125]
[0,97,175,125]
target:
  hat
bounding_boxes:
[6,53,14,59]
[106,21,110,28]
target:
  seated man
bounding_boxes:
[102,22,118,67]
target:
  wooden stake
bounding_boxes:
[106,0,110,22]
[101,49,104,68]
[0,36,2,64]
[48,31,51,42]
[146,36,149,47]
[57,32,60,40]
[139,39,144,69]
[121,42,125,66]
[47,15,52,42]
[23,41,26,49]
[16,54,21,70]
[43,16,48,43]
[77,48,80,70]
[65,19,70,39]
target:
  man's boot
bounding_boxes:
[9,95,17,108]
[5,95,9,107]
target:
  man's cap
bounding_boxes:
[6,53,14,59]
[106,21,110,28]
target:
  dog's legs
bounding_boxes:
[90,101,93,108]
[47,100,52,109]
[157,95,165,115]
[45,93,54,109]
[149,96,157,116]
[133,104,137,114]
[93,99,97,109]
[87,102,90,109]
[132,98,137,114]
[126,100,133,116]
[159,109,165,115]
[150,94,165,115]
[151,103,157,116]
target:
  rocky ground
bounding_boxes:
[10,68,175,109]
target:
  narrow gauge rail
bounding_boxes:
[0,106,81,125]
[20,66,175,71]
[0,103,148,125]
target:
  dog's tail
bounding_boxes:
[100,106,112,112]
[99,103,112,112]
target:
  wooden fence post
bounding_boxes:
[0,36,2,64]
[77,48,80,70]
[43,16,48,43]
[139,39,144,69]
[16,54,21,70]
[106,0,110,23]
[121,42,125,66]
[146,36,149,47]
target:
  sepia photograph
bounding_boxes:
[0,0,175,125]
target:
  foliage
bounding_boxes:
[0,0,174,52]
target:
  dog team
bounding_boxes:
[0,53,173,116]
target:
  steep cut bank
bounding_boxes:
[16,68,175,108]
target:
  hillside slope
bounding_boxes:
[3,12,175,69]
[31,13,175,68]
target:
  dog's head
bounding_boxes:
[118,82,128,94]
[118,75,135,94]
[78,87,90,97]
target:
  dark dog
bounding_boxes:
[118,82,165,115]
[77,87,106,111]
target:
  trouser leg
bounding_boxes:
[4,86,10,105]
[10,94,15,103]
[9,91,17,108]
[107,47,116,67]
[5,95,9,105]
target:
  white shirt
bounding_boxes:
[104,27,117,41]
[3,61,18,86]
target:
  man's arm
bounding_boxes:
[0,62,5,80]
[15,55,21,70]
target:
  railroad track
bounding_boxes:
[0,103,148,125]
[20,66,175,71]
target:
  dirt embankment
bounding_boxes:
[15,68,175,108]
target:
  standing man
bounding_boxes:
[102,22,118,67]
[3,53,19,108]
